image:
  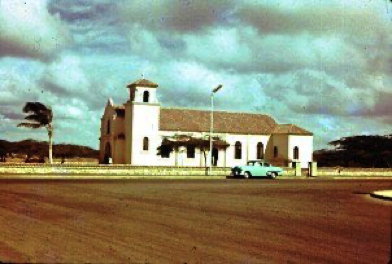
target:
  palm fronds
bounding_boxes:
[24,113,51,125]
[18,102,53,128]
[17,123,43,129]
[17,102,54,164]
[22,102,49,113]
[21,102,53,124]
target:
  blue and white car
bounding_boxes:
[231,160,284,179]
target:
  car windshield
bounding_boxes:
[247,161,255,166]
[264,163,270,167]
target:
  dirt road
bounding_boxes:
[0,179,390,263]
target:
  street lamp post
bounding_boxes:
[209,84,223,175]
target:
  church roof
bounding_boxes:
[159,108,312,135]
[126,79,158,88]
[273,124,313,136]
[159,108,278,135]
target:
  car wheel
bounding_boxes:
[244,172,251,179]
[270,172,277,179]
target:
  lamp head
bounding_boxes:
[212,84,223,93]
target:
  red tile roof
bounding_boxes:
[159,108,278,135]
[159,108,312,135]
[273,124,313,135]
[126,79,158,88]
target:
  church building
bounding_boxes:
[99,79,313,168]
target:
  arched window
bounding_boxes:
[143,91,149,103]
[187,145,195,158]
[107,120,110,134]
[143,137,149,151]
[235,141,242,159]
[293,146,299,160]
[274,146,278,158]
[257,142,264,160]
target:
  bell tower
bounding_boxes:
[127,79,159,104]
[124,78,160,165]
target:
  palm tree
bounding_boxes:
[17,102,54,164]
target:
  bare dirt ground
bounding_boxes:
[0,179,390,264]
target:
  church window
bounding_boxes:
[143,91,149,103]
[143,137,149,151]
[235,141,242,159]
[187,146,195,158]
[274,146,278,158]
[293,146,299,159]
[107,120,110,134]
[257,142,264,159]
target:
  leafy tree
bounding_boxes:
[157,134,229,168]
[17,102,54,164]
[314,135,392,168]
[0,145,6,162]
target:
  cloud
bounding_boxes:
[118,0,234,33]
[40,54,90,96]
[48,0,127,55]
[238,1,390,38]
[0,0,73,60]
[1,0,392,151]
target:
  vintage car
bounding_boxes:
[231,160,284,179]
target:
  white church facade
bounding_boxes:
[99,79,313,168]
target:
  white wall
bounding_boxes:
[138,132,274,168]
[247,135,271,161]
[134,86,158,103]
[288,135,313,168]
[131,103,161,166]
[124,101,133,164]
[224,134,271,167]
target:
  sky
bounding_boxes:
[0,0,392,150]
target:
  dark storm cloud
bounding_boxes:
[0,0,73,60]
[158,37,187,53]
[48,0,119,24]
[40,79,74,97]
[119,0,235,33]
[0,107,24,120]
[0,38,45,60]
[237,2,388,37]
[48,0,127,54]
[354,91,392,118]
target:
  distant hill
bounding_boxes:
[314,135,392,168]
[0,139,99,159]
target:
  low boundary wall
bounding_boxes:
[1,164,391,178]
[0,164,296,177]
[0,164,227,176]
[317,167,392,177]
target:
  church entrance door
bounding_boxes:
[104,142,112,164]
